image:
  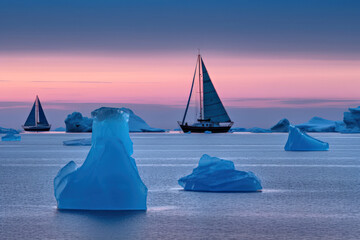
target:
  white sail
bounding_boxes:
[201,58,231,123]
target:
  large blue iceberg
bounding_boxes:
[284,125,329,151]
[65,108,165,133]
[178,154,262,192]
[54,107,148,210]
[1,133,21,141]
[296,117,343,132]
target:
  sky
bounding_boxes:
[0,0,360,128]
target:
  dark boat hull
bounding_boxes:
[22,125,51,132]
[179,125,231,133]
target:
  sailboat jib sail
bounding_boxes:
[22,96,51,131]
[201,58,231,123]
[178,53,233,133]
[24,102,36,127]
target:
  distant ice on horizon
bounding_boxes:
[65,108,165,133]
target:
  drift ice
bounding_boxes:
[178,154,262,192]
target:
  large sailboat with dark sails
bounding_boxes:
[22,95,51,131]
[178,53,233,133]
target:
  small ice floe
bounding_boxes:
[178,154,262,192]
[1,133,21,141]
[284,125,329,151]
[63,138,91,146]
[55,107,147,210]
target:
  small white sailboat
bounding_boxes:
[178,53,233,133]
[22,95,51,131]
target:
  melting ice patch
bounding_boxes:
[284,125,329,151]
[178,154,262,192]
[54,107,148,210]
[63,138,91,146]
[1,133,21,141]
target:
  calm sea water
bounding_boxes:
[1,132,360,240]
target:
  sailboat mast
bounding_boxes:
[181,59,198,125]
[35,95,39,126]
[198,54,203,120]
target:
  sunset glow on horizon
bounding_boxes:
[1,52,360,108]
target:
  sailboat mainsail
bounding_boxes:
[201,58,231,123]
[23,96,51,131]
[178,53,233,133]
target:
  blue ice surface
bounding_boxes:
[1,133,21,141]
[63,138,91,146]
[285,125,329,151]
[54,107,148,210]
[178,154,262,192]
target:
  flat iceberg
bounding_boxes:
[65,108,165,132]
[65,112,93,132]
[296,117,342,132]
[1,133,21,141]
[230,127,271,133]
[284,125,329,151]
[229,127,247,133]
[246,127,272,133]
[63,138,91,146]
[54,127,66,132]
[54,107,148,210]
[270,118,290,132]
[178,154,262,192]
